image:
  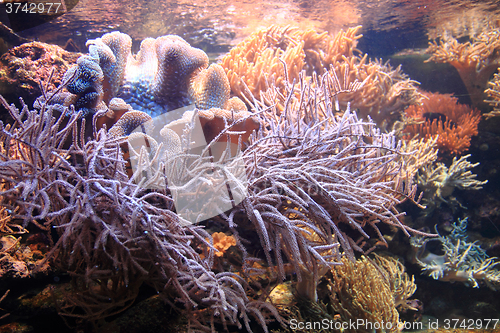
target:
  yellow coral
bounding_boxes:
[398,137,439,186]
[484,73,500,119]
[328,255,417,333]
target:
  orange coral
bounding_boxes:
[211,232,237,257]
[403,92,481,155]
[221,25,422,129]
[220,25,362,103]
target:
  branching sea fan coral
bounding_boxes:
[224,66,434,303]
[328,254,417,333]
[0,94,283,331]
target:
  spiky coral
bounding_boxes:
[403,92,481,155]
[398,137,439,183]
[224,67,434,304]
[484,73,500,119]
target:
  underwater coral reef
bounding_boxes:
[0,14,500,332]
[0,28,439,331]
[425,14,500,109]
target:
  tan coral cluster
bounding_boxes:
[198,232,237,261]
[328,255,417,333]
[426,17,500,108]
[118,101,259,206]
[417,154,487,212]
[342,58,422,129]
[221,25,339,101]
[484,73,500,119]
[221,24,422,129]
[398,137,439,185]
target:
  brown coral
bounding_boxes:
[402,92,481,155]
[197,107,260,146]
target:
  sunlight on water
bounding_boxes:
[14,0,497,56]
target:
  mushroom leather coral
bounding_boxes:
[403,92,480,155]
[61,31,243,119]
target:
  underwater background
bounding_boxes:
[0,0,500,332]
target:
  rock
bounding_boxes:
[0,42,80,108]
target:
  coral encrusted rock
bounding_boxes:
[0,41,80,107]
